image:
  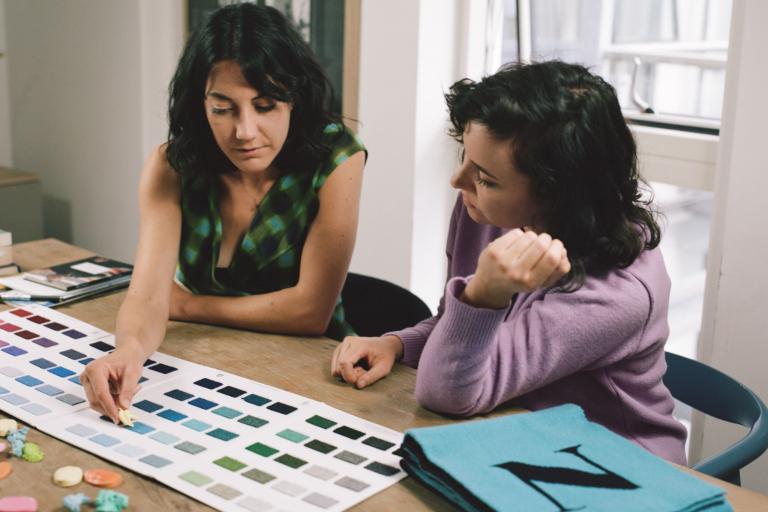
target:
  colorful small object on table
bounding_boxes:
[54,465,84,487]
[0,461,12,480]
[84,468,123,488]
[0,496,38,512]
[21,442,44,462]
[62,493,91,512]
[6,427,28,457]
[0,440,7,453]
[94,490,129,512]
[117,409,138,427]
[0,418,18,436]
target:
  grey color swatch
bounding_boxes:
[208,483,242,500]
[304,465,337,481]
[0,393,29,406]
[174,441,206,455]
[36,384,63,396]
[90,434,120,447]
[335,476,370,492]
[303,493,339,509]
[242,468,276,484]
[56,393,85,406]
[21,403,50,415]
[236,496,274,511]
[0,366,23,377]
[140,454,173,468]
[334,450,367,465]
[272,480,305,497]
[114,444,146,458]
[149,431,180,445]
[66,424,97,437]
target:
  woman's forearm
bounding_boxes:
[115,289,170,360]
[180,285,333,336]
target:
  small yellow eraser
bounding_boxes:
[117,409,138,427]
[53,465,84,487]
[0,418,18,437]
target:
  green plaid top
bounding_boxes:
[175,123,366,340]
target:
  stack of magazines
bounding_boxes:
[0,255,132,307]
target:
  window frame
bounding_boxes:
[486,0,725,191]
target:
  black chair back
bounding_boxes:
[341,272,432,337]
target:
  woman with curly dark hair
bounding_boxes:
[82,3,366,422]
[333,61,686,464]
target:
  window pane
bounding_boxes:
[501,0,519,64]
[651,181,712,359]
[504,0,732,121]
[529,0,603,65]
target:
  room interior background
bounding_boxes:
[0,0,766,493]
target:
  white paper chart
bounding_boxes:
[0,305,405,511]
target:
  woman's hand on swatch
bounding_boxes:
[80,342,145,423]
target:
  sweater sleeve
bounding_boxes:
[414,272,652,416]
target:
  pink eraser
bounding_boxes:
[0,496,38,512]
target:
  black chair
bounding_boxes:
[340,272,433,337]
[663,351,768,485]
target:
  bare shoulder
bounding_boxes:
[139,144,180,202]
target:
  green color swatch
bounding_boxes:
[212,406,242,419]
[214,456,247,472]
[247,442,279,457]
[275,453,307,469]
[306,415,337,429]
[179,470,213,487]
[277,429,309,443]
[207,428,238,441]
[305,439,336,454]
[238,415,268,428]
[242,467,276,484]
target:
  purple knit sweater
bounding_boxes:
[389,197,688,465]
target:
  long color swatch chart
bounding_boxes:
[0,305,405,511]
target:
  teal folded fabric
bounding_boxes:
[400,404,732,512]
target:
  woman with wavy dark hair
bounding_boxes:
[333,61,686,464]
[82,3,366,422]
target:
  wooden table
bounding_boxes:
[2,239,768,511]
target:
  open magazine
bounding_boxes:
[23,256,132,291]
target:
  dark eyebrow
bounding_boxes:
[206,91,268,102]
[470,159,499,180]
[206,91,233,102]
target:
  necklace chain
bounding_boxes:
[239,176,266,212]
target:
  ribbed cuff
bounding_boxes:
[439,276,507,347]
[397,329,431,368]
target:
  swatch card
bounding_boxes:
[0,307,405,511]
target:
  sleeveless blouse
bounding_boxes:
[175,124,366,340]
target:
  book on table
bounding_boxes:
[0,255,132,306]
[23,255,133,291]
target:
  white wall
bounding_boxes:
[3,0,183,261]
[696,0,768,493]
[353,0,460,310]
[139,0,185,158]
[0,0,12,167]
